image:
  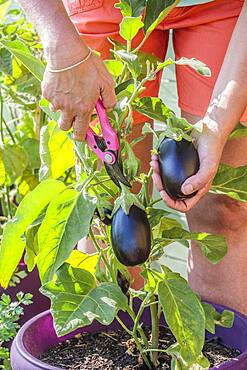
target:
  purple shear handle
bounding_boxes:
[86,99,119,164]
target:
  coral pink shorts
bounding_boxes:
[63,0,247,123]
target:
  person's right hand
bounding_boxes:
[42,49,117,141]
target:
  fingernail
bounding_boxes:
[182,184,193,195]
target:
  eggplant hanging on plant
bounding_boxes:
[117,270,130,295]
[158,138,200,200]
[111,205,151,266]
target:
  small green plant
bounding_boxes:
[0,1,246,369]
[0,292,32,369]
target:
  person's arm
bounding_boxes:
[151,1,247,212]
[18,0,116,140]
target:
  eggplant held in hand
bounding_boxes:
[159,138,199,200]
[111,205,151,266]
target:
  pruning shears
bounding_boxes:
[86,99,130,188]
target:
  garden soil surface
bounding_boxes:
[39,326,240,369]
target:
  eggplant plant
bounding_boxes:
[0,0,247,369]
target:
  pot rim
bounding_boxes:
[13,303,247,370]
[13,310,60,370]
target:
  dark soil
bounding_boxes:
[40,326,240,369]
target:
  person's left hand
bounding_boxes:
[150,128,226,212]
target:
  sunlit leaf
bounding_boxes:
[134,96,172,122]
[159,268,205,363]
[38,188,97,283]
[119,16,144,41]
[211,164,247,202]
[113,50,141,79]
[202,302,234,335]
[39,120,75,180]
[144,0,180,35]
[115,0,146,17]
[104,59,124,77]
[3,145,28,182]
[0,39,45,81]
[41,263,128,336]
[66,250,98,275]
[0,179,65,288]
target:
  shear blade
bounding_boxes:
[104,161,130,188]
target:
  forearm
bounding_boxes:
[18,0,89,67]
[204,1,247,142]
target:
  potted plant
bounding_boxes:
[0,1,247,369]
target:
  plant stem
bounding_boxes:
[132,292,152,347]
[126,305,149,349]
[132,35,149,53]
[94,175,116,197]
[89,228,115,282]
[150,295,159,367]
[116,316,152,369]
[148,198,162,207]
[3,117,16,144]
[5,186,12,219]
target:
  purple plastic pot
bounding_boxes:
[0,263,50,326]
[11,302,247,370]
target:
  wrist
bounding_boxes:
[44,37,89,69]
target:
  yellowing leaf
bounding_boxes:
[66,250,98,275]
[39,121,75,180]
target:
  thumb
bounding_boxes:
[181,161,216,195]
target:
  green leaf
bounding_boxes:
[119,16,144,41]
[175,57,211,77]
[192,233,227,264]
[39,120,75,180]
[104,60,124,77]
[24,224,40,272]
[0,47,12,75]
[0,0,10,19]
[38,188,97,284]
[158,269,205,363]
[144,0,180,35]
[17,169,39,196]
[113,50,141,79]
[202,302,234,334]
[122,139,140,179]
[229,123,247,140]
[115,0,146,17]
[153,216,227,264]
[39,98,60,121]
[147,207,170,228]
[22,138,40,169]
[41,263,128,336]
[168,343,210,370]
[0,39,45,81]
[0,179,65,288]
[113,185,144,215]
[134,97,172,122]
[3,145,28,182]
[211,164,247,201]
